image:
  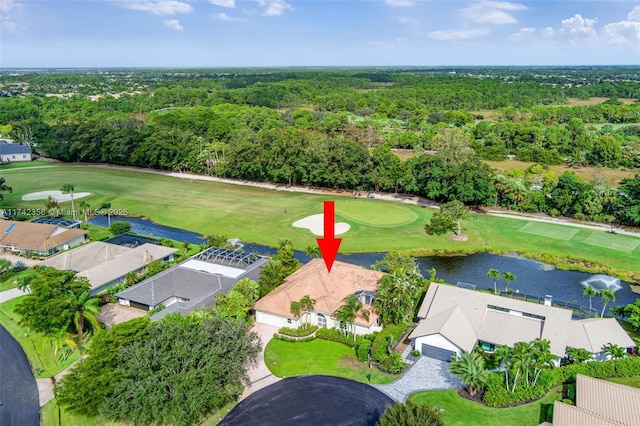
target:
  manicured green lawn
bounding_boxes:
[407,387,563,426]
[0,297,83,378]
[606,376,640,388]
[0,159,52,169]
[264,339,399,384]
[2,165,639,276]
[0,268,37,291]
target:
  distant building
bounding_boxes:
[116,247,268,320]
[0,140,31,163]
[42,241,177,294]
[0,219,86,255]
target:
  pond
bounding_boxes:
[89,216,638,313]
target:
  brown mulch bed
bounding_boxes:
[457,388,484,404]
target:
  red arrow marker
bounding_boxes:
[317,201,342,273]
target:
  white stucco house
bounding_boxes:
[255,258,385,335]
[409,283,635,362]
[0,140,31,163]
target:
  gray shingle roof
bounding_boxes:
[567,318,636,353]
[0,142,30,155]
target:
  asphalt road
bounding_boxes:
[0,325,39,426]
[221,375,394,426]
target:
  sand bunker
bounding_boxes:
[22,190,91,203]
[292,214,350,236]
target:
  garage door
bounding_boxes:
[422,344,456,362]
[129,301,149,311]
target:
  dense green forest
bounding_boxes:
[1,67,639,226]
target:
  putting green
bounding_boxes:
[582,233,640,253]
[518,221,580,240]
[334,199,417,227]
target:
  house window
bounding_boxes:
[287,318,292,324]
[317,314,327,328]
[339,321,347,330]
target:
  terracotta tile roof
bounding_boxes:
[0,219,87,252]
[553,375,640,426]
[254,259,385,326]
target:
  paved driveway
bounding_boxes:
[240,323,280,400]
[373,356,461,402]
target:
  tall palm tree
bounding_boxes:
[582,285,597,311]
[334,294,369,339]
[501,272,517,292]
[531,339,556,387]
[510,341,531,391]
[493,345,512,389]
[600,289,616,318]
[60,183,76,219]
[124,271,139,287]
[603,342,627,360]
[290,300,302,323]
[100,201,112,227]
[487,268,501,294]
[299,295,316,328]
[45,329,78,363]
[78,200,90,223]
[449,352,489,397]
[71,291,102,342]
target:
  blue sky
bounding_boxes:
[1,1,639,67]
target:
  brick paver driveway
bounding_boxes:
[373,356,461,402]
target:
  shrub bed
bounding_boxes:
[272,334,316,343]
[483,357,640,407]
[278,325,318,337]
[371,324,407,362]
[316,327,369,348]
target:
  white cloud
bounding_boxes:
[163,19,183,31]
[560,14,598,39]
[258,0,292,16]
[209,0,235,8]
[541,27,554,38]
[507,27,535,42]
[116,0,192,16]
[460,1,527,25]
[0,0,18,13]
[386,0,415,7]
[213,12,246,22]
[0,16,16,32]
[367,41,386,47]
[0,0,20,32]
[601,6,640,45]
[428,27,490,41]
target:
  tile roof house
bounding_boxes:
[409,283,635,362]
[0,140,31,163]
[0,219,87,255]
[40,241,177,294]
[552,374,640,426]
[254,258,386,335]
[116,247,268,320]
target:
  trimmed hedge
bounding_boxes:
[357,340,372,362]
[315,327,374,348]
[483,357,640,407]
[278,325,318,337]
[272,333,316,343]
